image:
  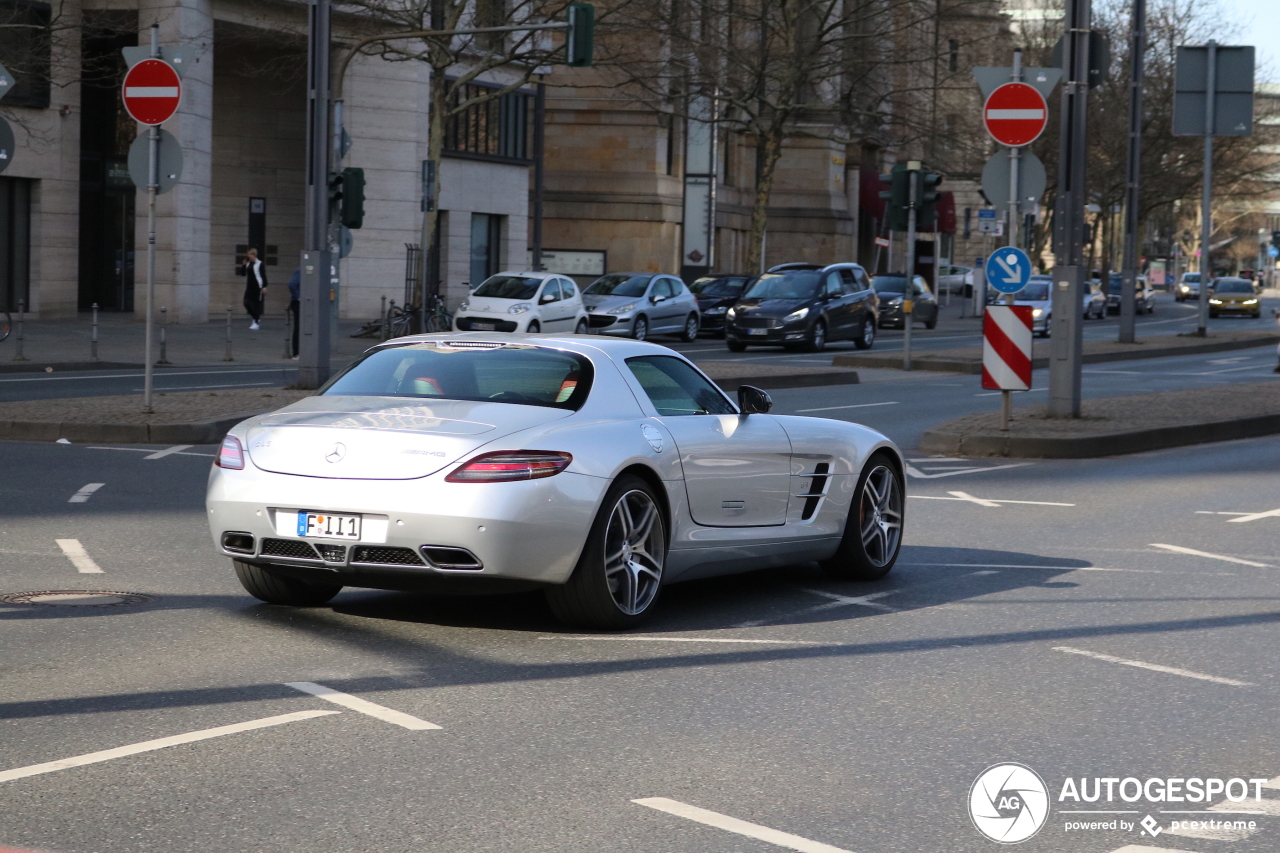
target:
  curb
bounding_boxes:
[834,333,1280,374]
[918,412,1280,458]
[712,371,860,392]
[0,411,263,445]
[0,362,143,374]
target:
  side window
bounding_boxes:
[654,279,675,299]
[823,272,843,297]
[913,278,930,297]
[560,279,576,298]
[669,278,687,296]
[540,281,561,303]
[838,269,859,294]
[626,356,737,417]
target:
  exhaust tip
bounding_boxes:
[221,532,255,554]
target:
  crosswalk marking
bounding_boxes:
[56,539,103,574]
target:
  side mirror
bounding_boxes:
[737,384,772,415]
[650,294,664,304]
[540,294,556,304]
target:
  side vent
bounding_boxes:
[800,462,831,520]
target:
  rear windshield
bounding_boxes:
[585,274,652,297]
[872,276,907,294]
[1215,279,1253,293]
[744,271,821,299]
[320,343,593,410]
[690,276,748,297]
[1019,283,1050,301]
[1183,273,1200,282]
[472,276,541,300]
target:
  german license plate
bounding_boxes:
[472,322,496,331]
[746,328,769,335]
[297,511,361,540]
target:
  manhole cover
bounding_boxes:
[0,590,154,607]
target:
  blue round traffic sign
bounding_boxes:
[1269,245,1278,258]
[986,247,1033,294]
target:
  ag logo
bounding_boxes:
[969,763,1050,843]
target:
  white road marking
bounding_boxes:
[283,682,441,730]
[1195,511,1253,516]
[1149,543,1271,567]
[56,538,103,574]
[1225,507,1280,523]
[0,367,287,384]
[975,387,1047,397]
[142,445,193,460]
[540,636,821,645]
[794,402,899,413]
[1211,799,1280,816]
[908,562,1166,574]
[909,492,1075,507]
[0,709,339,784]
[633,797,857,853]
[970,570,1000,575]
[130,382,276,392]
[1263,776,1280,789]
[68,483,104,503]
[1054,646,1253,687]
[905,462,1032,479]
[800,588,899,612]
[1106,846,1200,853]
[88,446,215,458]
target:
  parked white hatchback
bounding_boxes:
[454,271,590,335]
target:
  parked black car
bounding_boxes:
[689,274,753,336]
[724,263,878,352]
[873,274,939,329]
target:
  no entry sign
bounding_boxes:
[122,59,181,126]
[983,82,1047,147]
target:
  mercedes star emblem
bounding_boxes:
[325,442,347,463]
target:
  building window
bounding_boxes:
[443,82,532,163]
[470,213,502,287]
[0,0,51,108]
[0,177,32,312]
[948,39,959,74]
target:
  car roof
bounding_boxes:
[371,332,692,361]
[766,262,866,273]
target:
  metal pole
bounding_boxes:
[1009,50,1022,252]
[1001,389,1011,431]
[91,303,99,361]
[224,306,233,361]
[1119,0,1145,344]
[1197,40,1216,336]
[380,294,387,341]
[299,0,333,387]
[1048,0,1092,417]
[143,24,159,413]
[904,166,918,371]
[157,306,170,364]
[13,299,26,362]
[532,81,546,271]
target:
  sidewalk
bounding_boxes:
[1,312,378,370]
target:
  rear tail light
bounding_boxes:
[216,435,245,469]
[446,450,573,483]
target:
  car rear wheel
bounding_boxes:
[820,453,903,581]
[233,560,342,606]
[632,316,649,341]
[727,340,747,352]
[575,318,589,335]
[803,321,827,353]
[853,317,875,350]
[681,313,699,342]
[545,475,667,629]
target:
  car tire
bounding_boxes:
[545,474,667,629]
[681,313,699,342]
[820,452,903,582]
[527,321,541,334]
[1209,311,1219,319]
[631,316,648,341]
[924,315,937,330]
[575,318,589,335]
[803,321,827,353]
[727,340,747,352]
[233,560,341,606]
[853,317,875,350]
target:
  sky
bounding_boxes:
[1212,0,1280,83]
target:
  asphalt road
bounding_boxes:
[2,292,1275,404]
[1,428,1278,853]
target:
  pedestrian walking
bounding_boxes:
[240,248,268,330]
[288,266,301,359]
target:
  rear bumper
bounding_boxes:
[1209,303,1260,315]
[207,464,606,586]
[725,323,807,344]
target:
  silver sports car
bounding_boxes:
[207,334,905,628]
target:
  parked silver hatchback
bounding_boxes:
[582,272,701,341]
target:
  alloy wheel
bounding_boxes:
[633,317,648,340]
[603,489,664,615]
[858,466,902,568]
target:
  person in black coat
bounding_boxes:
[240,248,268,330]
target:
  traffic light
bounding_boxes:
[331,167,365,229]
[916,170,942,228]
[566,3,595,67]
[878,164,909,231]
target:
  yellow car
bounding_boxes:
[1208,277,1261,318]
